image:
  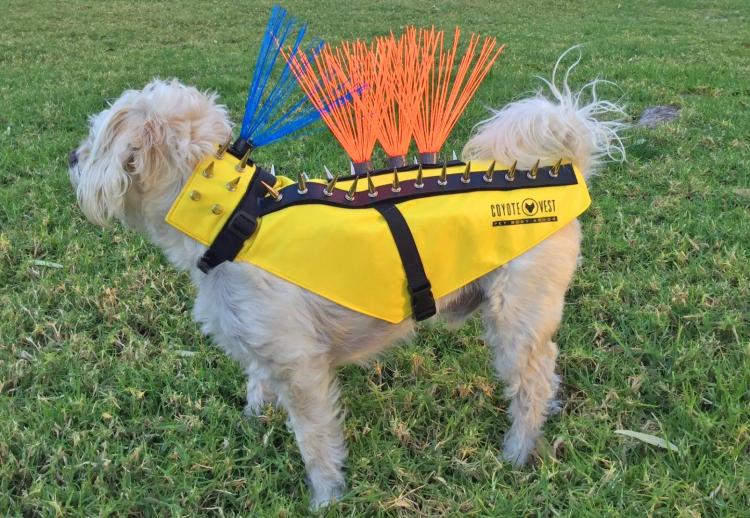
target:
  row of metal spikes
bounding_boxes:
[214,138,564,204]
[264,159,564,203]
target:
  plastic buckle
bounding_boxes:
[227,210,257,241]
[197,256,212,274]
[409,282,436,321]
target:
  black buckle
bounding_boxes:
[227,210,257,241]
[409,282,436,321]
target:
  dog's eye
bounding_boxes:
[124,154,136,173]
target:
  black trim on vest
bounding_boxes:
[197,167,276,273]
[374,203,436,321]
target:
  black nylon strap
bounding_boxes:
[197,167,276,273]
[374,203,436,321]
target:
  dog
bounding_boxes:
[69,62,625,508]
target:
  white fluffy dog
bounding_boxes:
[69,63,625,507]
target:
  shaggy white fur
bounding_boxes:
[69,57,625,508]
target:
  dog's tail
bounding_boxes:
[462,47,627,179]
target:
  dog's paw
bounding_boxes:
[243,401,265,418]
[309,481,346,511]
[547,397,563,416]
[501,429,536,466]
[245,379,276,418]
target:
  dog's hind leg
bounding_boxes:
[479,223,580,465]
[271,356,347,509]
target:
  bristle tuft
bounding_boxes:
[239,6,322,148]
[375,28,428,159]
[284,39,384,164]
[413,28,504,157]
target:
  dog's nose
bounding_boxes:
[68,149,78,168]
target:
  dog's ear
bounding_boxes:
[76,99,143,226]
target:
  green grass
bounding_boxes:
[1,0,749,515]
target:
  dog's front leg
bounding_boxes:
[273,355,346,509]
[244,376,277,417]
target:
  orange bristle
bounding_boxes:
[414,28,505,159]
[376,28,430,162]
[284,40,385,168]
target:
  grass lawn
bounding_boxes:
[1,0,749,515]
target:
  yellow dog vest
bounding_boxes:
[166,151,590,323]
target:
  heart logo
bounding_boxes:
[522,198,538,216]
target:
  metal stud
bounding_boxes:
[211,204,223,215]
[437,161,448,186]
[350,162,356,176]
[323,174,339,196]
[415,164,424,188]
[270,164,276,177]
[549,159,562,178]
[202,163,214,178]
[452,149,458,161]
[367,172,378,198]
[260,180,282,201]
[189,190,201,201]
[215,136,231,159]
[297,172,308,195]
[505,160,517,182]
[235,148,252,172]
[391,168,401,193]
[345,174,359,201]
[483,160,496,183]
[527,159,539,180]
[226,176,241,192]
[461,161,472,184]
[324,165,334,181]
[413,156,419,165]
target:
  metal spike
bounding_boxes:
[367,172,377,198]
[345,174,359,201]
[211,204,223,215]
[391,168,401,192]
[413,156,419,165]
[324,165,334,181]
[527,159,540,180]
[297,172,308,194]
[452,150,458,161]
[437,161,448,186]
[415,164,424,188]
[483,160,496,183]
[550,159,562,178]
[260,180,282,201]
[350,162,356,176]
[461,161,472,184]
[226,176,241,192]
[303,172,310,181]
[323,174,339,196]
[270,164,276,177]
[202,163,214,178]
[505,160,517,182]
[215,136,231,159]
[235,148,252,171]
[189,190,201,201]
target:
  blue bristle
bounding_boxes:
[239,6,322,147]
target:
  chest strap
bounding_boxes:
[374,203,436,321]
[197,167,277,273]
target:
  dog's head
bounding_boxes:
[69,79,231,230]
